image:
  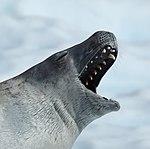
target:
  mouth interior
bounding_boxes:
[78,45,117,93]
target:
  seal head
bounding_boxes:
[0,31,120,149]
[65,31,120,130]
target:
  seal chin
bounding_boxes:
[101,98,120,112]
[102,97,120,112]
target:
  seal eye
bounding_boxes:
[56,51,68,62]
[78,45,117,93]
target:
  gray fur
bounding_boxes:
[0,31,120,149]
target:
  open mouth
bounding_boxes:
[78,45,117,93]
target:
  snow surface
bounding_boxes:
[0,0,150,148]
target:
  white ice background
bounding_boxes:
[0,0,150,149]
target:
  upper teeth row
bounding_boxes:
[85,62,104,71]
[84,46,116,86]
[85,52,115,70]
[89,53,115,64]
[84,46,116,69]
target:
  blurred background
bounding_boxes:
[0,0,150,148]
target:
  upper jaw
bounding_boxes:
[78,43,118,93]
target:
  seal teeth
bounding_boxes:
[110,49,116,53]
[107,46,111,50]
[97,65,102,70]
[90,76,93,80]
[102,49,106,53]
[108,54,115,60]
[94,71,97,75]
[86,81,88,86]
[102,61,106,65]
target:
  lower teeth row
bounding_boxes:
[85,64,103,86]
